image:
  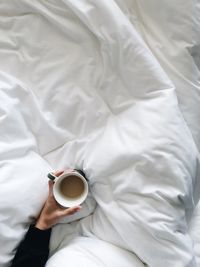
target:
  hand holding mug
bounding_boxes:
[35,170,81,230]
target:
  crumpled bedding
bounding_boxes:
[0,1,200,267]
[189,202,200,267]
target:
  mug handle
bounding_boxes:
[47,172,57,181]
[74,169,88,182]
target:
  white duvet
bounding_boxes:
[0,1,200,267]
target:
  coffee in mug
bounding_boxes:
[47,170,88,208]
[60,175,85,198]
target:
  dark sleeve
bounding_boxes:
[10,224,52,267]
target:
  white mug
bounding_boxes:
[47,170,88,208]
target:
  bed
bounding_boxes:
[0,1,200,266]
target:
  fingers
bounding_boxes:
[53,170,64,177]
[57,206,82,217]
[64,168,74,173]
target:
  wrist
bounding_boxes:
[35,219,50,230]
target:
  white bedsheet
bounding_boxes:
[0,1,200,267]
[189,202,200,267]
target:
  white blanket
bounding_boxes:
[0,1,200,267]
[189,202,200,267]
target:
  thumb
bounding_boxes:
[58,206,82,217]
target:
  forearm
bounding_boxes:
[11,170,81,267]
[11,225,51,267]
